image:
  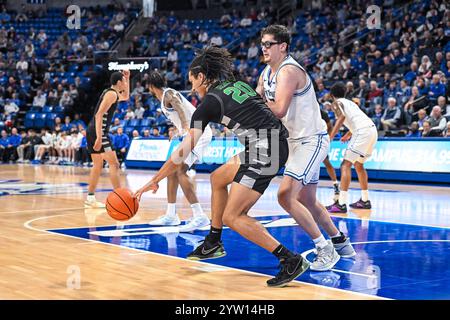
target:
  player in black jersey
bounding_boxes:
[135,47,309,287]
[85,70,130,208]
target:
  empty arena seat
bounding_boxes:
[34,113,47,128]
[42,106,53,113]
[128,119,140,127]
[124,126,134,136]
[24,113,36,128]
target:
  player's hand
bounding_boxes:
[134,180,159,201]
[122,69,130,78]
[93,138,102,151]
[340,135,351,143]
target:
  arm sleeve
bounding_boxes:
[190,94,222,131]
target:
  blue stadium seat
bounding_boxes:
[24,113,36,128]
[128,119,140,127]
[42,106,53,113]
[124,126,134,136]
[140,118,154,127]
[34,113,47,128]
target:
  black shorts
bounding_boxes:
[233,138,288,194]
[86,126,114,154]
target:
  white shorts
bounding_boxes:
[183,125,213,168]
[345,125,378,164]
[284,133,330,186]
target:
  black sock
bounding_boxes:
[272,244,294,261]
[331,232,347,244]
[205,226,222,244]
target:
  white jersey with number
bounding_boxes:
[262,55,327,140]
[337,98,375,132]
[160,88,212,167]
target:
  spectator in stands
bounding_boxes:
[428,74,446,105]
[151,126,161,138]
[367,80,383,105]
[134,103,145,120]
[16,55,28,73]
[71,113,86,129]
[417,109,428,129]
[132,130,140,139]
[61,116,75,132]
[437,96,449,115]
[16,130,30,163]
[125,107,135,120]
[345,81,355,99]
[59,91,74,110]
[0,129,8,162]
[406,121,421,138]
[5,127,20,162]
[397,79,411,105]
[210,32,223,46]
[198,29,208,44]
[143,129,151,138]
[444,122,450,138]
[113,127,130,164]
[355,79,368,101]
[34,128,52,164]
[418,55,433,78]
[247,41,258,60]
[167,48,178,69]
[110,118,122,133]
[421,120,432,137]
[428,106,447,135]
[131,81,144,97]
[4,98,19,120]
[404,62,418,85]
[381,97,401,132]
[371,104,384,130]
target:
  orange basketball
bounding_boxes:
[106,188,139,221]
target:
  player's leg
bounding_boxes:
[327,159,352,213]
[297,184,356,258]
[102,150,121,189]
[85,152,106,208]
[177,163,210,232]
[16,145,24,163]
[148,172,182,226]
[323,156,340,201]
[186,155,239,259]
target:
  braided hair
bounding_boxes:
[189,46,235,87]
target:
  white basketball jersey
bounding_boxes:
[337,98,375,132]
[262,55,327,139]
[161,88,196,134]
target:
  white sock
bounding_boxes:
[361,190,369,202]
[333,181,338,185]
[339,191,348,206]
[190,203,204,217]
[166,203,176,217]
[313,235,328,249]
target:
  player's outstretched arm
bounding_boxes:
[134,128,203,200]
[266,66,303,118]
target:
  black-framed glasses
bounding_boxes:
[260,41,280,49]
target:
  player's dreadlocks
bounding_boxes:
[189,46,235,87]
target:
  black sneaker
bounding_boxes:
[186,240,226,260]
[349,198,372,209]
[267,254,310,288]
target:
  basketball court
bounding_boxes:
[2,164,449,300]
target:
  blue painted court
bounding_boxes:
[49,214,450,300]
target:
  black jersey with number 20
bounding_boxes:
[190,80,289,194]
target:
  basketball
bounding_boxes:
[106,188,139,221]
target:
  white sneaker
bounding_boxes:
[178,215,210,232]
[310,243,340,271]
[84,199,106,208]
[148,214,181,226]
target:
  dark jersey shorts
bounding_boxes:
[86,127,114,154]
[233,138,288,194]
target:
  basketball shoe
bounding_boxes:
[350,199,372,209]
[187,240,226,260]
[267,254,310,287]
[84,195,106,208]
[148,214,181,226]
[178,215,210,232]
[310,242,340,271]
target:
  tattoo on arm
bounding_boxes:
[331,101,344,118]
[165,90,189,132]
